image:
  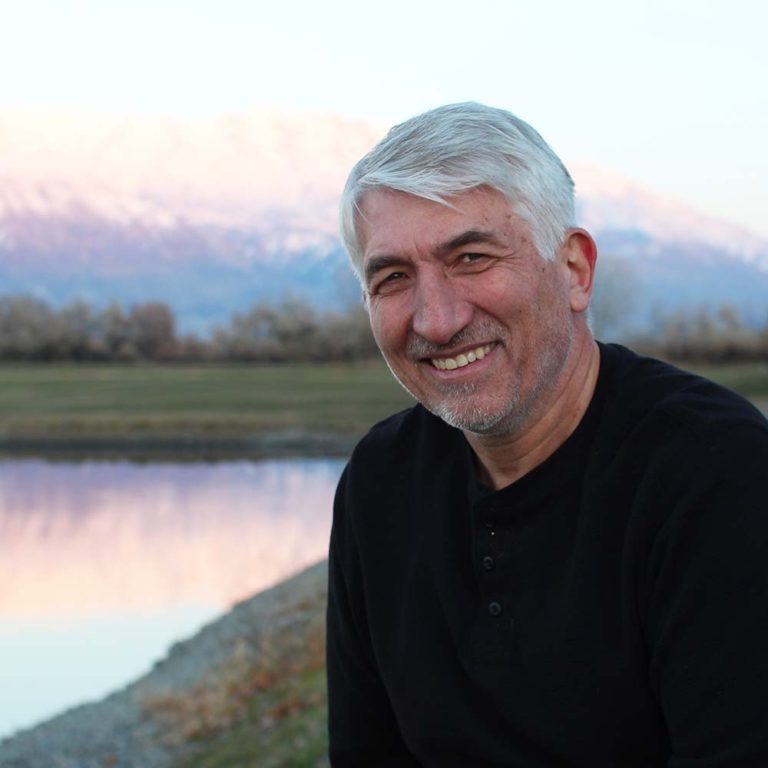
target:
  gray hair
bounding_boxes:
[340,102,575,279]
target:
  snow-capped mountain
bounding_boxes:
[1,109,766,335]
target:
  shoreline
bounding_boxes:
[1,397,765,461]
[0,430,359,461]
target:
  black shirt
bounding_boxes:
[327,343,768,767]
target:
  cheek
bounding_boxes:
[474,279,530,324]
[368,304,405,352]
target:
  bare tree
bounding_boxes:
[0,296,54,359]
[51,300,102,359]
[128,302,177,360]
[100,302,137,360]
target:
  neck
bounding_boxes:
[465,336,601,491]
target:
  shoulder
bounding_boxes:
[335,404,468,532]
[345,403,459,480]
[597,342,768,452]
[587,348,768,598]
[333,405,464,554]
[589,345,768,543]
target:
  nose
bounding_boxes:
[411,270,473,345]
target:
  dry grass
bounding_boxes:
[139,588,329,767]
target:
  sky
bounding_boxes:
[1,0,767,237]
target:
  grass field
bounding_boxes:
[0,361,414,445]
[688,361,768,400]
[0,359,765,452]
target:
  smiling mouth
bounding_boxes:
[429,344,493,371]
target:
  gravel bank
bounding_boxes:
[0,561,328,768]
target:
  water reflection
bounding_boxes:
[0,458,344,739]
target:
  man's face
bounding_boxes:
[358,186,585,437]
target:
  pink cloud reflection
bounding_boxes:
[0,459,344,619]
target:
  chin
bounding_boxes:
[426,397,519,435]
[389,365,524,435]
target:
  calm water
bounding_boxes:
[0,457,345,741]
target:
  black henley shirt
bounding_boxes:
[327,343,768,767]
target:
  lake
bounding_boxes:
[0,457,345,741]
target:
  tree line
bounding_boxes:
[0,296,379,362]
[0,294,766,364]
[636,305,768,364]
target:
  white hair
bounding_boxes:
[340,102,575,279]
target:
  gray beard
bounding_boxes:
[384,360,521,435]
[428,380,517,434]
[386,315,575,437]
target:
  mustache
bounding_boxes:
[406,320,502,358]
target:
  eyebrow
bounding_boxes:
[364,229,502,285]
[435,229,502,255]
[364,255,409,286]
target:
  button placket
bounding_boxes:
[468,502,515,662]
[477,509,507,619]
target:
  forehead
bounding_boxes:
[357,186,523,259]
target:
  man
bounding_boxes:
[326,102,768,767]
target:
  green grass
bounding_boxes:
[0,361,414,441]
[0,360,764,446]
[686,361,768,400]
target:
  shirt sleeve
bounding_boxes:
[641,422,768,766]
[326,464,421,767]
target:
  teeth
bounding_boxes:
[431,344,492,371]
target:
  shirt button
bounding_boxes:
[482,556,495,571]
[488,601,503,617]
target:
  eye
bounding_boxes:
[370,270,408,296]
[457,252,492,270]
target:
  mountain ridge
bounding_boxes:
[2,109,767,335]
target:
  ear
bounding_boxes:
[559,228,597,313]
